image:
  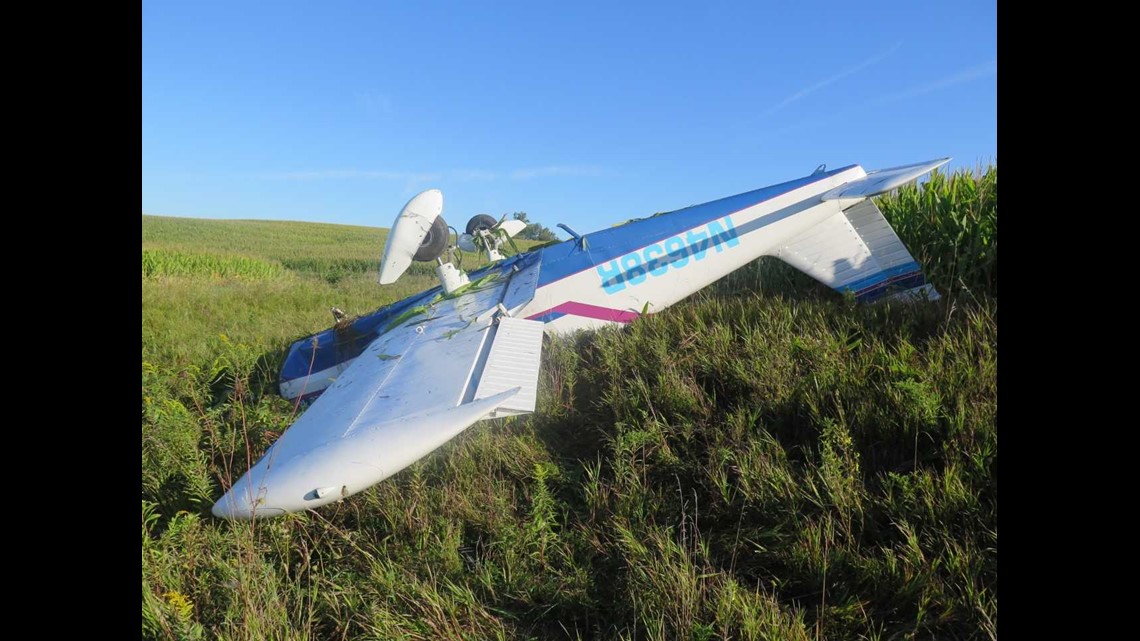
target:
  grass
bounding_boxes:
[143,249,286,280]
[142,166,996,640]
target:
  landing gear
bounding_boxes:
[413,216,450,262]
[465,214,498,236]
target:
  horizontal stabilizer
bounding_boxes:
[770,199,939,302]
[821,158,950,201]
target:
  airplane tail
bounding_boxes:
[769,159,947,302]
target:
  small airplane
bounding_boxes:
[212,158,948,519]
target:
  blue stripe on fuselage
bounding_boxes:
[279,287,438,381]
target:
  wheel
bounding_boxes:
[413,215,449,262]
[465,214,498,236]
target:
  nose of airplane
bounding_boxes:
[211,472,286,520]
[212,482,252,520]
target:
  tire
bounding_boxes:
[413,215,449,262]
[465,214,498,236]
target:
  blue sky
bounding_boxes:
[142,1,996,235]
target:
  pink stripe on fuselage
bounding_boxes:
[527,301,641,323]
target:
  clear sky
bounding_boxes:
[142,1,996,235]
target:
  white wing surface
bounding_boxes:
[213,257,545,519]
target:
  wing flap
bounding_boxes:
[473,317,545,417]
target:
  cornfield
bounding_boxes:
[877,164,997,299]
[142,249,285,280]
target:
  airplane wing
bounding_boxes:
[213,254,545,519]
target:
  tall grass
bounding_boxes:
[142,165,997,640]
[143,249,286,280]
